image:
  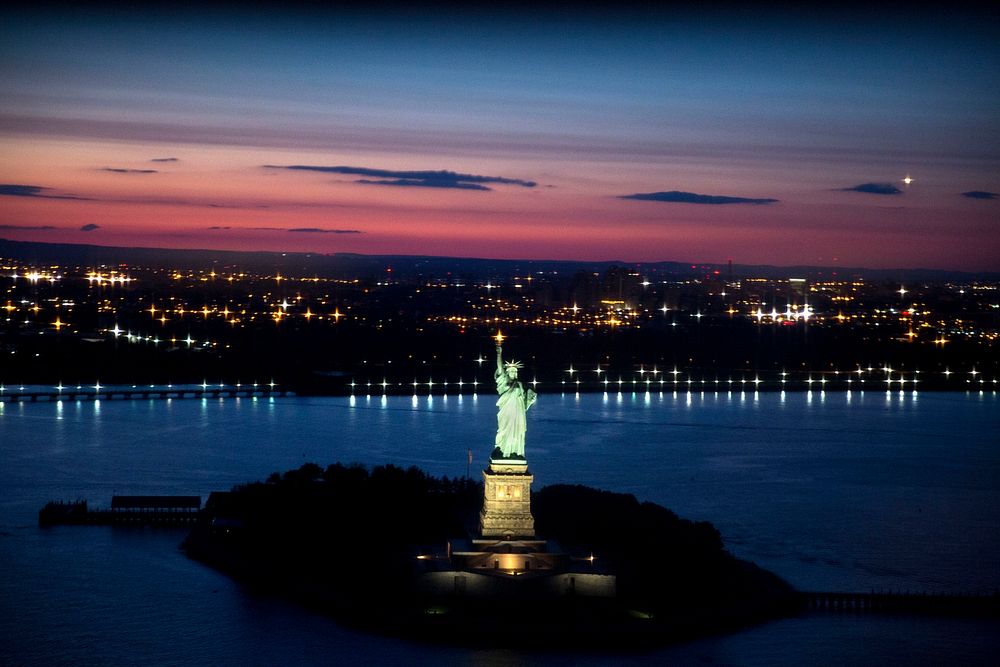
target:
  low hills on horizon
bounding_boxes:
[2,238,995,282]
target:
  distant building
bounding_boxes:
[788,278,808,306]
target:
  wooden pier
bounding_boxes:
[39,496,203,526]
[799,590,999,616]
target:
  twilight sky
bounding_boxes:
[1,6,998,270]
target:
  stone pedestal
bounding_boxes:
[480,461,535,538]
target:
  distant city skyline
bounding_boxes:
[1,5,998,270]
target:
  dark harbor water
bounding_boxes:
[2,390,998,665]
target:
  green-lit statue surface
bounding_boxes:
[493,342,537,461]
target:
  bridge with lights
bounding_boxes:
[0,382,290,402]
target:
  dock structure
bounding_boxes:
[39,495,202,526]
[1,386,290,402]
[799,590,999,616]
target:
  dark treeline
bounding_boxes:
[535,485,792,618]
[192,463,482,600]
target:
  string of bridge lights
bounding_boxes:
[343,367,995,395]
[1,365,993,400]
[0,381,280,399]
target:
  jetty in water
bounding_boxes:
[798,590,999,617]
[39,496,202,526]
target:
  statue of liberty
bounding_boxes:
[492,340,537,461]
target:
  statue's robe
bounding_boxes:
[495,370,537,458]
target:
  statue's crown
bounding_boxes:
[504,359,523,370]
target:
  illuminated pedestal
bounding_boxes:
[480,461,535,538]
[415,460,616,600]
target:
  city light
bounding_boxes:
[0,260,994,396]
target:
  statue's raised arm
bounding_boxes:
[491,342,536,462]
[495,344,506,384]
